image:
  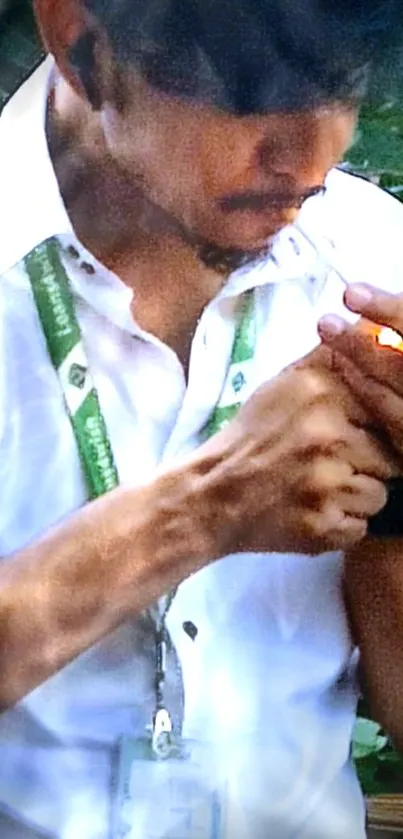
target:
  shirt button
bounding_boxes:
[182,621,198,641]
[81,262,96,276]
[67,245,80,260]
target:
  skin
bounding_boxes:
[37,0,357,363]
[318,287,403,747]
[40,4,356,255]
[0,0,399,752]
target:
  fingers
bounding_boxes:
[298,452,390,509]
[331,352,403,454]
[344,284,403,337]
[325,379,371,428]
[302,506,368,552]
[344,426,402,480]
[297,457,350,502]
[297,452,388,545]
[300,475,387,551]
[318,318,403,398]
[339,475,388,519]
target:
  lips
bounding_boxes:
[218,185,325,215]
[226,206,295,238]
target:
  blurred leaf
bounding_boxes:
[353,717,403,797]
[344,52,403,202]
[352,718,388,760]
[347,104,403,177]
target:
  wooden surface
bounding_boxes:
[367,797,403,835]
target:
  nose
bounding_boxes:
[254,108,352,191]
[256,135,288,174]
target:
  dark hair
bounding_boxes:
[71,0,403,113]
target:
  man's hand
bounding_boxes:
[315,285,403,744]
[318,284,403,456]
[194,357,396,556]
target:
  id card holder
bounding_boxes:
[111,736,227,839]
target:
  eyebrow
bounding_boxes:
[218,184,325,213]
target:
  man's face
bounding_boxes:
[35,0,359,269]
[101,74,357,263]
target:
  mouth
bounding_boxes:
[217,185,326,215]
[215,212,292,251]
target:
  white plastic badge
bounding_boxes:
[112,737,227,839]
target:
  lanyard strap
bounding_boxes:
[23,236,256,752]
[24,238,256,491]
[25,239,119,499]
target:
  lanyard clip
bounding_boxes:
[152,708,173,759]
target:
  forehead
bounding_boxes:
[133,84,358,154]
[124,67,358,130]
[113,72,359,184]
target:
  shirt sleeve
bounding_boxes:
[326,170,403,296]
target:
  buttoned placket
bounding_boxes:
[53,220,340,745]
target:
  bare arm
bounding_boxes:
[344,537,403,750]
[0,360,390,709]
[0,463,218,709]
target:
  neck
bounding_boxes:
[47,77,227,368]
[46,80,155,262]
[47,76,228,291]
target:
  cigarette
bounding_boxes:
[293,222,350,287]
[295,223,403,351]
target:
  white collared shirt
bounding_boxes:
[1,58,403,839]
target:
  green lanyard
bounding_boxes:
[23,236,256,756]
[24,237,256,497]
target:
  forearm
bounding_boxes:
[0,463,219,708]
[344,537,403,748]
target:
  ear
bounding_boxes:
[33,0,97,100]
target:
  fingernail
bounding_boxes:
[318,315,345,339]
[346,284,373,309]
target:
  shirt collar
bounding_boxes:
[0,55,336,309]
[0,56,73,276]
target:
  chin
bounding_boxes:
[201,215,288,253]
[195,226,277,255]
[196,239,273,275]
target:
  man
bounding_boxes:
[1,1,403,837]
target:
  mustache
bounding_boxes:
[218,184,325,213]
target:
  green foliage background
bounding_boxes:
[344,52,403,197]
[1,0,403,800]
